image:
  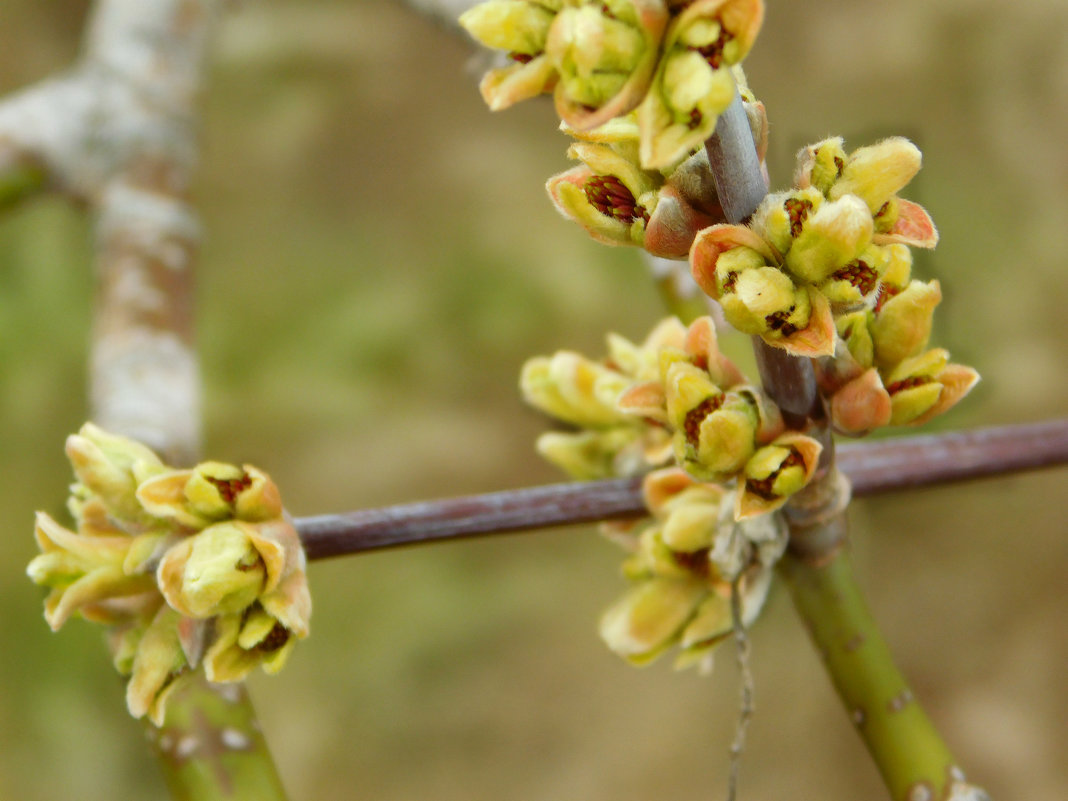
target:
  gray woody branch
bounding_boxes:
[0,0,214,464]
[296,418,1068,559]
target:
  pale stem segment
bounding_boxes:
[778,549,961,801]
[0,1,289,797]
[705,87,984,799]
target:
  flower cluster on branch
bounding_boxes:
[460,0,763,168]
[691,136,979,434]
[467,0,979,676]
[27,424,310,724]
[522,315,820,667]
[461,0,768,259]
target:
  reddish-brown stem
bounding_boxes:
[295,418,1068,560]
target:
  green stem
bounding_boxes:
[147,673,289,801]
[779,547,960,801]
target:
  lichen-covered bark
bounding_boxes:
[1,2,289,797]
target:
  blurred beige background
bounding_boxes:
[1,0,1066,799]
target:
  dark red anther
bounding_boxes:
[746,449,804,500]
[832,260,879,296]
[256,623,291,654]
[784,198,813,238]
[765,310,799,337]
[690,25,732,70]
[206,472,253,504]
[672,547,711,577]
[584,175,649,225]
[683,395,726,445]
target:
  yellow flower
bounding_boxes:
[599,468,786,670]
[27,512,157,631]
[461,0,668,129]
[737,432,822,519]
[28,425,312,723]
[637,0,764,169]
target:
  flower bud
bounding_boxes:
[520,351,635,428]
[599,576,707,664]
[547,141,662,249]
[638,0,764,169]
[459,0,556,54]
[794,137,847,196]
[883,349,979,426]
[750,188,824,256]
[27,512,156,631]
[784,195,873,284]
[460,0,561,110]
[203,603,301,682]
[829,368,892,435]
[125,605,189,725]
[157,522,280,619]
[829,137,922,216]
[535,428,647,479]
[547,0,668,130]
[818,244,889,310]
[736,433,821,518]
[871,279,941,367]
[64,423,166,524]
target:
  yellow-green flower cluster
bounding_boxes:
[547,90,767,257]
[520,317,690,479]
[521,316,826,670]
[521,315,822,515]
[460,0,764,170]
[27,424,311,725]
[820,268,979,434]
[599,467,786,670]
[690,137,941,358]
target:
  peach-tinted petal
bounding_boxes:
[690,223,777,300]
[641,467,699,516]
[733,386,785,443]
[829,368,893,435]
[135,470,209,529]
[767,287,836,357]
[909,365,980,426]
[598,576,706,661]
[260,570,312,639]
[872,199,938,248]
[735,432,822,519]
[644,184,719,258]
[44,566,154,631]
[684,316,746,388]
[617,380,667,421]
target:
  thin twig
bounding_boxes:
[726,575,753,801]
[295,417,1068,559]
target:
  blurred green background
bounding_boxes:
[1,0,1066,798]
